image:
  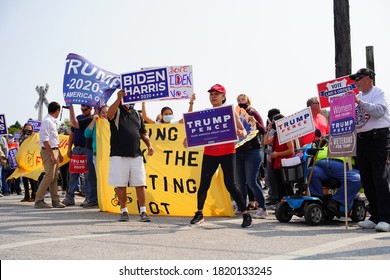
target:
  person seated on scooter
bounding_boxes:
[307,144,362,214]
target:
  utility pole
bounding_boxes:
[35,83,49,121]
[366,46,375,85]
[333,0,351,78]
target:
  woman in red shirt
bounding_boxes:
[189,84,253,228]
[264,114,295,201]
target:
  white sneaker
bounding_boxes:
[253,208,267,219]
[358,220,377,229]
[375,222,390,232]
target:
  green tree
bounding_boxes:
[8,121,22,135]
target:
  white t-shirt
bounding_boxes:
[355,86,390,133]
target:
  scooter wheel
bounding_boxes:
[275,202,293,223]
[351,201,366,222]
[304,203,323,226]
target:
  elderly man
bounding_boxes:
[300,97,330,146]
[350,68,390,232]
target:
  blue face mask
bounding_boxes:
[162,115,174,123]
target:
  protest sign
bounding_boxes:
[328,94,356,157]
[234,106,259,148]
[121,65,193,103]
[63,53,120,108]
[0,114,7,135]
[11,123,234,217]
[13,132,20,142]
[27,120,41,132]
[7,147,18,169]
[183,105,238,148]
[317,75,359,108]
[8,133,70,181]
[96,122,233,217]
[275,107,314,145]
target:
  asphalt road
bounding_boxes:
[1,192,389,261]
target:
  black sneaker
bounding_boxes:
[190,211,204,225]
[119,212,129,222]
[241,213,253,228]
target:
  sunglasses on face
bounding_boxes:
[81,108,91,112]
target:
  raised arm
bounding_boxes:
[142,102,156,124]
[69,105,79,129]
[179,93,196,124]
[107,90,125,120]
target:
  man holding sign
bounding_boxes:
[350,68,390,232]
[107,90,154,222]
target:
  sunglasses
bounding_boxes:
[81,107,91,112]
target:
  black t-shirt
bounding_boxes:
[109,105,146,157]
[71,115,93,149]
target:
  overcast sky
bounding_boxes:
[1,0,389,127]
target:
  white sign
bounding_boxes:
[275,107,315,144]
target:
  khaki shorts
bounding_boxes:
[108,156,146,187]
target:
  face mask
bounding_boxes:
[123,103,135,110]
[25,130,33,136]
[162,115,174,123]
[238,104,248,109]
[272,122,276,130]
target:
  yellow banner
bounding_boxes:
[96,119,234,217]
[9,133,70,181]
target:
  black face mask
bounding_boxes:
[272,122,276,130]
[25,130,33,136]
[238,104,248,109]
[123,103,135,110]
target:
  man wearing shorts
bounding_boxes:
[107,89,154,222]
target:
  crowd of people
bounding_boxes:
[1,67,389,232]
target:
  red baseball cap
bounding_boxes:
[207,84,226,94]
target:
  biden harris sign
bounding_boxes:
[120,65,193,104]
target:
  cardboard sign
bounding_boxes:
[183,105,237,148]
[121,65,193,103]
[63,53,121,108]
[27,120,42,133]
[317,75,359,108]
[235,106,259,148]
[8,147,18,169]
[0,114,8,135]
[69,154,88,173]
[275,107,315,145]
[328,94,356,157]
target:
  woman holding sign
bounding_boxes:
[188,84,253,228]
[19,123,38,202]
[235,94,267,219]
[263,113,295,201]
[141,94,196,124]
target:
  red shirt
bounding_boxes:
[300,114,329,146]
[204,142,235,156]
[272,136,294,170]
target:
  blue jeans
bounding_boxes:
[67,146,89,199]
[85,149,97,203]
[308,159,362,206]
[1,167,10,194]
[236,149,266,209]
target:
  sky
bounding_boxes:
[1,0,390,127]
